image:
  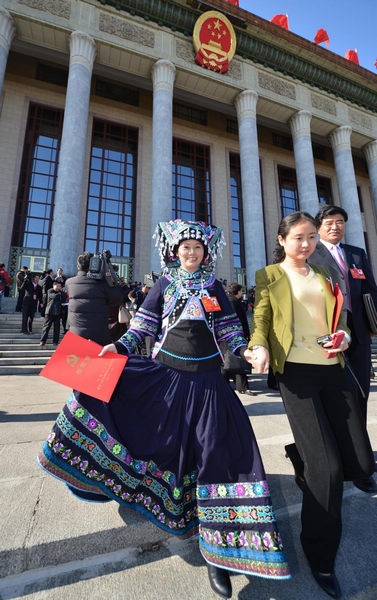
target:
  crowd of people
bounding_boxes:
[1,205,376,599]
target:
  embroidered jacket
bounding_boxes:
[117,269,246,372]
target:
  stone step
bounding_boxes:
[0,356,50,366]
[0,336,49,344]
[0,364,44,375]
[0,349,54,358]
[0,343,55,350]
[0,332,46,339]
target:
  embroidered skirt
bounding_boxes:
[38,354,290,580]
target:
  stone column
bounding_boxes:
[150,59,176,272]
[363,140,377,219]
[0,7,15,96]
[289,110,318,215]
[49,31,96,273]
[235,90,265,286]
[329,126,365,248]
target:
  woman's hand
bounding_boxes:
[323,333,349,354]
[244,347,270,373]
[98,343,117,357]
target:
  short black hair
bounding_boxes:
[77,252,93,272]
[228,282,242,296]
[315,204,348,228]
[0,263,4,269]
[47,268,54,275]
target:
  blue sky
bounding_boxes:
[238,0,376,73]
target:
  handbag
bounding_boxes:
[118,305,131,324]
[362,293,377,335]
[222,347,251,374]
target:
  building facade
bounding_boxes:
[0,0,376,289]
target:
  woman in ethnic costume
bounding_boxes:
[38,220,290,598]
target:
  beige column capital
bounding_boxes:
[0,7,15,52]
[329,125,352,152]
[235,90,258,120]
[70,31,96,71]
[151,59,176,93]
[289,110,312,139]
[363,140,377,165]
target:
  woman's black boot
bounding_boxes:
[285,443,305,491]
[207,564,232,598]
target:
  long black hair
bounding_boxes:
[273,211,317,263]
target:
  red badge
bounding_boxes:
[193,11,236,74]
[350,268,366,279]
[201,296,221,312]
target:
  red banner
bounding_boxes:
[224,0,239,5]
[314,28,329,47]
[345,49,359,64]
[39,331,128,402]
[270,14,289,30]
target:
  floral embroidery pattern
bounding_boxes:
[198,504,275,524]
[200,546,290,579]
[53,412,196,512]
[197,481,270,500]
[199,525,284,552]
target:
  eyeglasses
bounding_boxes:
[321,220,345,229]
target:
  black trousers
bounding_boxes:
[61,306,68,332]
[41,315,60,344]
[276,362,374,572]
[22,300,36,333]
[16,288,25,311]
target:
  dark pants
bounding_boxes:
[16,288,25,312]
[276,362,374,572]
[41,315,61,344]
[222,370,248,392]
[61,306,68,332]
[22,299,37,333]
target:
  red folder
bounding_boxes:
[39,331,128,402]
[331,283,344,333]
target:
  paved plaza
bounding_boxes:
[0,371,376,600]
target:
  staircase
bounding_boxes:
[0,297,56,375]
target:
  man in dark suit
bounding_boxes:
[41,269,55,317]
[20,273,43,334]
[309,204,377,493]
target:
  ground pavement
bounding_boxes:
[0,369,376,600]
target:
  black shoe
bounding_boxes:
[311,570,341,598]
[285,444,306,491]
[39,341,46,346]
[207,564,232,599]
[353,475,377,494]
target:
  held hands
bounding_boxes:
[98,343,117,357]
[244,347,270,374]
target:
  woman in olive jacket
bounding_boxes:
[245,211,374,600]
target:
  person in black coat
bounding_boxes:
[65,252,125,346]
[309,204,377,494]
[20,273,43,334]
[40,281,67,346]
[221,282,251,394]
[41,269,55,317]
[15,266,29,312]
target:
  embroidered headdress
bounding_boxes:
[154,219,225,274]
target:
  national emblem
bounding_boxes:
[193,11,236,74]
